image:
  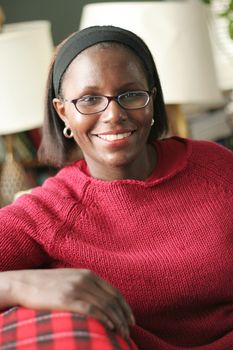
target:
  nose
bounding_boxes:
[100,99,127,124]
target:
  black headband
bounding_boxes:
[53,25,156,97]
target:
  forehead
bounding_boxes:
[77,41,146,65]
[63,43,148,84]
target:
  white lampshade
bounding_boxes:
[0,20,53,135]
[80,1,223,106]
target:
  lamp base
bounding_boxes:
[0,134,31,207]
[166,104,189,137]
[0,155,31,207]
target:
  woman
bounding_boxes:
[0,25,233,350]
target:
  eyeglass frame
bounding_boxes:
[60,88,156,115]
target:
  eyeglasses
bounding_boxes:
[61,89,155,115]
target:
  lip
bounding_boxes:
[92,129,136,147]
[94,128,136,136]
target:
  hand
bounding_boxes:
[7,268,136,338]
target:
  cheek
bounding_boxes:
[135,104,153,128]
[68,114,97,140]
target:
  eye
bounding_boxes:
[78,95,102,106]
[121,91,146,100]
[120,91,147,103]
[121,91,138,99]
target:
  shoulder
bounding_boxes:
[156,136,232,189]
[188,138,233,172]
[11,160,90,217]
[187,137,233,189]
[158,136,232,162]
[38,159,90,197]
[189,137,233,158]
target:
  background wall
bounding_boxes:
[0,0,164,44]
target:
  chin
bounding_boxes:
[102,152,138,168]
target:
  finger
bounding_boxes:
[68,300,129,339]
[73,270,134,329]
[100,298,130,338]
[77,271,133,327]
[72,288,130,338]
[93,276,135,325]
[81,278,132,330]
[71,300,114,328]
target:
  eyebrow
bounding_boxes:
[78,82,146,93]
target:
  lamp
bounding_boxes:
[0,20,53,206]
[79,1,223,136]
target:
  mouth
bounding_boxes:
[97,131,133,141]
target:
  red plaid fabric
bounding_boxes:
[0,307,139,350]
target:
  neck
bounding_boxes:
[85,144,156,181]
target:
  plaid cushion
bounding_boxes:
[0,307,139,350]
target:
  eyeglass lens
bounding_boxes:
[75,91,150,114]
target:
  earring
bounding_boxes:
[63,126,73,138]
[151,118,155,126]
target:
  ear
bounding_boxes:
[53,98,69,124]
[152,87,157,101]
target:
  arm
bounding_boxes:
[0,173,79,270]
[0,268,135,338]
[0,201,51,271]
[0,182,135,337]
[0,196,135,337]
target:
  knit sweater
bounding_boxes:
[0,137,233,349]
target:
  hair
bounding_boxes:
[38,26,168,168]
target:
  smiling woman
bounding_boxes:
[52,42,156,180]
[0,25,233,350]
[39,27,167,172]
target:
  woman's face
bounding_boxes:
[53,44,155,179]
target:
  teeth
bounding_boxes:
[98,132,131,141]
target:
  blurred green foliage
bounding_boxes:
[201,0,233,39]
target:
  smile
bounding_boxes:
[97,132,132,141]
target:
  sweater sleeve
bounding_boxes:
[0,195,53,271]
[0,163,88,272]
[0,173,66,272]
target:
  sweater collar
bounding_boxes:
[69,136,191,187]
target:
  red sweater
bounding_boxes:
[0,137,233,349]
